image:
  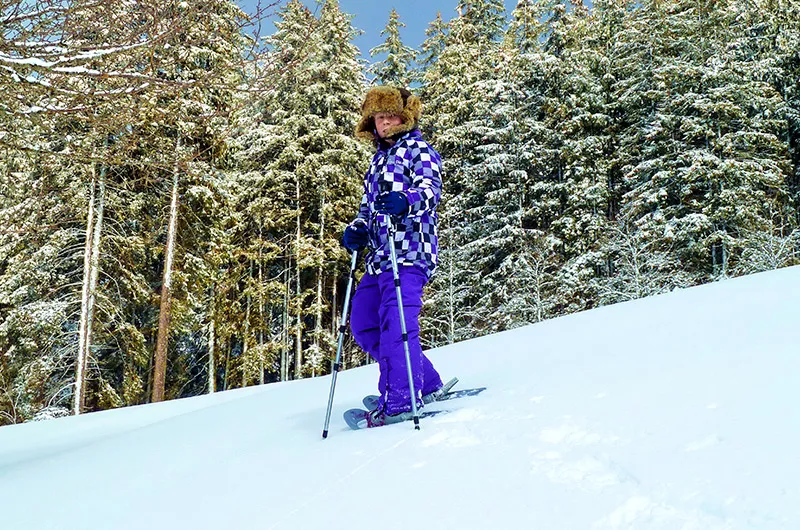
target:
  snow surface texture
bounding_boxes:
[1,267,799,530]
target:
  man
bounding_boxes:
[342,86,450,427]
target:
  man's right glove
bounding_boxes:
[342,223,369,251]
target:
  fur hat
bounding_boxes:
[355,86,422,142]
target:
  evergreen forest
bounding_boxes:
[1,0,798,424]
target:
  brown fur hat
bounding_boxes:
[355,86,422,142]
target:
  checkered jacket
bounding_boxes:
[350,129,442,279]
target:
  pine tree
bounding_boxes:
[368,8,416,87]
[420,0,509,339]
[140,0,252,403]
[0,152,87,422]
[416,11,448,84]
[722,0,800,273]
[232,0,368,380]
[542,0,639,311]
[1,0,256,416]
[618,0,791,288]
[439,0,571,332]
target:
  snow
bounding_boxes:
[0,42,151,68]
[1,266,799,530]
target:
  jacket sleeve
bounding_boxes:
[403,141,442,217]
[352,191,370,228]
[350,172,371,228]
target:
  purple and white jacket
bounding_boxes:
[350,129,442,279]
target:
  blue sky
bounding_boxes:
[237,0,520,60]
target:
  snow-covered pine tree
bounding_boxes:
[416,12,448,86]
[734,0,799,222]
[0,152,87,423]
[478,0,567,327]
[300,0,369,376]
[511,0,611,313]
[233,0,368,380]
[618,0,791,288]
[698,0,791,276]
[420,0,508,342]
[723,0,800,274]
[584,0,690,302]
[440,0,572,333]
[0,0,179,418]
[232,0,317,384]
[136,0,252,403]
[368,8,416,87]
[546,0,644,310]
[775,1,800,219]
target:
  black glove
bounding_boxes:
[342,223,369,251]
[374,191,409,216]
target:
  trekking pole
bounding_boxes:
[385,216,421,430]
[322,250,359,439]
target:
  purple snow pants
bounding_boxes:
[350,266,443,415]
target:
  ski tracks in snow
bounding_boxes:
[529,417,736,530]
[480,386,741,530]
[595,495,735,530]
[530,418,635,493]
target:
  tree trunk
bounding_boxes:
[313,196,325,377]
[294,176,303,379]
[74,163,105,414]
[332,275,339,369]
[242,261,252,387]
[257,235,265,385]
[85,170,105,397]
[152,138,181,403]
[223,341,231,391]
[447,228,456,344]
[331,272,338,335]
[208,288,216,394]
[75,174,95,415]
[281,263,289,382]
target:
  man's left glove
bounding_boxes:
[374,191,408,216]
[342,223,369,251]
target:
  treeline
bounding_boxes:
[417,0,799,343]
[1,0,797,424]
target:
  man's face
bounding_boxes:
[374,112,403,139]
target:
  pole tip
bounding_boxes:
[322,430,328,439]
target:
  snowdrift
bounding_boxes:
[1,266,798,530]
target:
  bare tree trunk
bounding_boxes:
[332,275,339,369]
[313,273,322,378]
[223,341,231,391]
[281,264,289,382]
[242,261,252,387]
[75,173,95,415]
[448,241,455,345]
[84,169,105,395]
[331,275,338,335]
[74,163,106,414]
[74,162,105,414]
[313,196,325,377]
[208,287,216,394]
[152,137,181,403]
[257,236,265,385]
[281,259,289,381]
[294,176,303,379]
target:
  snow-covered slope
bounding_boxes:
[1,267,799,530]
